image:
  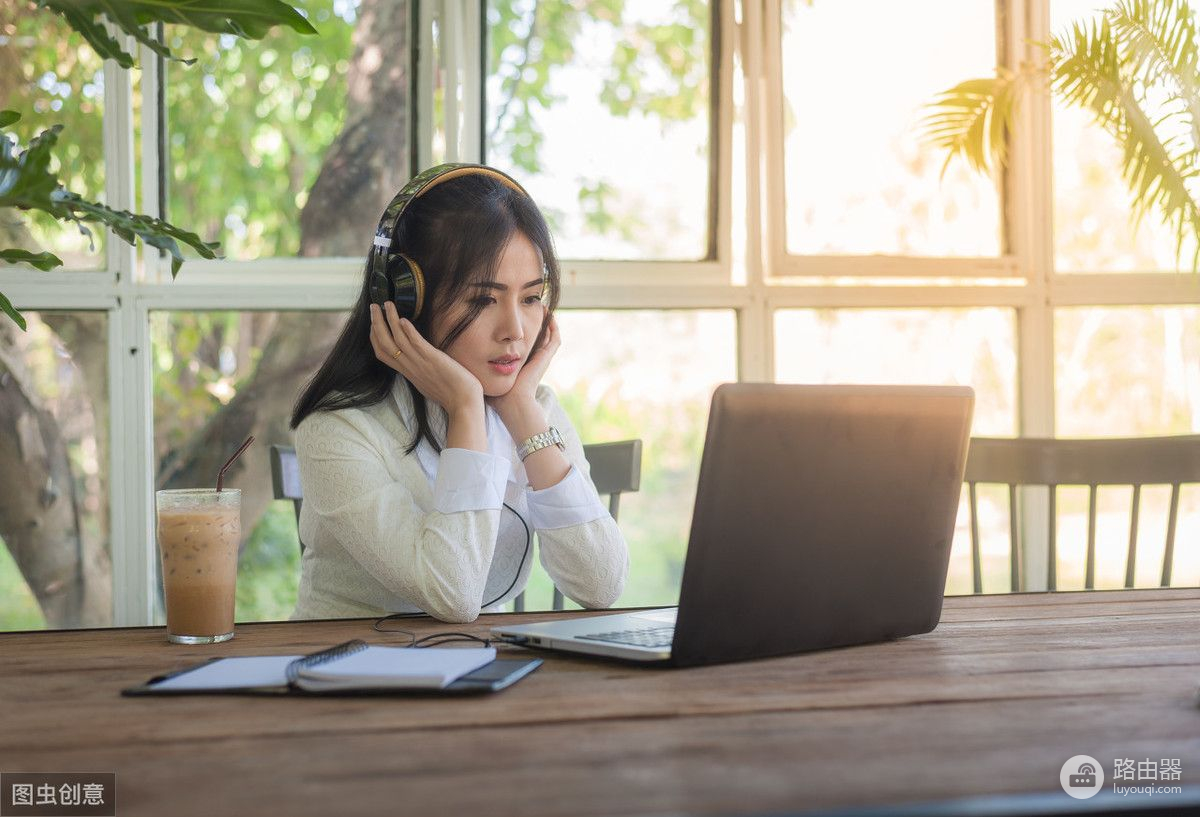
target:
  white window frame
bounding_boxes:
[3,0,1199,625]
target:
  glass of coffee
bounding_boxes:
[155,489,241,644]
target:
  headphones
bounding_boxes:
[368,162,531,321]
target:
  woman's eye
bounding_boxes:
[523,295,542,305]
[472,296,496,306]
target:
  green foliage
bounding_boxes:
[1,0,314,331]
[921,0,1200,271]
[0,537,46,631]
[163,2,355,259]
[35,0,317,69]
[0,113,222,282]
[235,502,300,622]
[919,72,1022,178]
[0,249,63,271]
[487,1,709,239]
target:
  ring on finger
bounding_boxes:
[391,348,403,359]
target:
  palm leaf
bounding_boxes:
[1052,16,1200,270]
[918,71,1022,178]
[1106,0,1200,148]
[33,0,317,68]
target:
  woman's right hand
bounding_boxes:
[370,302,483,416]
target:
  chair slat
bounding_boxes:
[1161,483,1181,588]
[968,482,982,594]
[1125,484,1140,589]
[1048,486,1057,592]
[1008,484,1020,592]
[1085,484,1097,590]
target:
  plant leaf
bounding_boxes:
[33,0,317,67]
[0,291,27,332]
[1052,15,1200,271]
[918,72,1023,178]
[0,111,20,128]
[1,121,221,278]
[0,249,63,271]
[1107,0,1200,149]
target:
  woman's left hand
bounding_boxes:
[488,309,560,419]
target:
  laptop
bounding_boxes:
[491,383,975,667]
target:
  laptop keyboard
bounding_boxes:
[577,625,675,649]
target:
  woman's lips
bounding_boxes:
[488,359,518,374]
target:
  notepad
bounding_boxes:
[144,640,496,693]
[292,645,496,691]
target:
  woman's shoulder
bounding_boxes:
[294,396,393,447]
[535,382,561,409]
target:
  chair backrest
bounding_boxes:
[269,444,305,554]
[963,435,1200,593]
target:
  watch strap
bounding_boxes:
[518,427,566,460]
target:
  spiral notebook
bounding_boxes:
[122,639,537,696]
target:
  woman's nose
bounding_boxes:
[498,300,525,342]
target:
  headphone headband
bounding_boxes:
[368,163,530,320]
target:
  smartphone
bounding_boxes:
[442,657,543,693]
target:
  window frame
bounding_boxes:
[3,0,1200,626]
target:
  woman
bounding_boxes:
[288,164,629,623]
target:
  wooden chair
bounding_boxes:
[270,444,305,554]
[268,439,644,608]
[963,435,1200,593]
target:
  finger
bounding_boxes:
[370,304,396,351]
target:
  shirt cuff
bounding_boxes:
[526,465,609,530]
[432,448,510,513]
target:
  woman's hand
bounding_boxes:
[369,301,483,416]
[488,309,560,421]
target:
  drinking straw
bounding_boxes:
[216,435,255,492]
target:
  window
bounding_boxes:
[0,312,110,629]
[778,0,1001,258]
[1,6,106,269]
[535,309,737,608]
[1051,0,1200,273]
[7,0,1200,631]
[484,0,714,260]
[150,310,344,622]
[163,1,404,263]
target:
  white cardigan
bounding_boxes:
[289,378,629,623]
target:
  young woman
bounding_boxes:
[288,165,629,623]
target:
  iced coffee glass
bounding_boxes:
[156,489,241,644]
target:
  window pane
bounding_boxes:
[780,0,1001,257]
[0,312,111,630]
[151,310,344,622]
[520,310,738,609]
[0,6,106,270]
[164,2,409,261]
[1053,307,1200,588]
[1052,1,1200,272]
[1056,306,1200,436]
[485,1,712,260]
[774,307,1018,594]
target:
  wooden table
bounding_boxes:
[2,589,1199,816]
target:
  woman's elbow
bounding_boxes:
[425,596,481,624]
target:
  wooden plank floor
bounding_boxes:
[1,588,1197,816]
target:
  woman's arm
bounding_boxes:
[295,409,507,623]
[524,386,630,609]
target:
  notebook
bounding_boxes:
[122,639,539,696]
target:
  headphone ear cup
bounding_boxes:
[386,253,426,321]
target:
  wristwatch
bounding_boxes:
[518,427,566,460]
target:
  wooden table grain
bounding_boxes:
[1,588,1198,816]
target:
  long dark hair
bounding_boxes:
[290,171,562,454]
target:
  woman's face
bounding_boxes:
[431,231,547,398]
